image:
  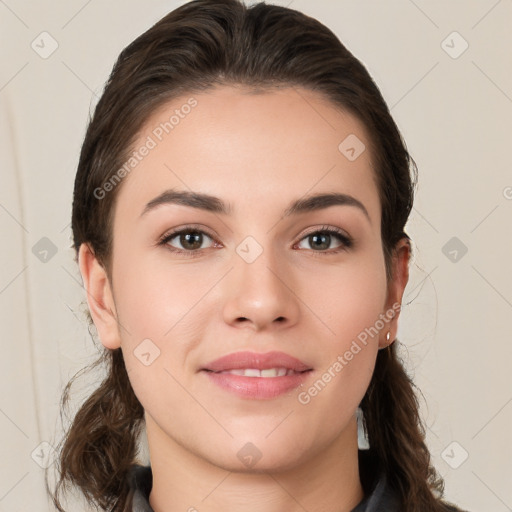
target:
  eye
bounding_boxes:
[158,224,353,257]
[158,226,217,255]
[295,226,353,254]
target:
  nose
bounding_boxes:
[222,245,300,332]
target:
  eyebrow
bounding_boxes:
[140,189,371,223]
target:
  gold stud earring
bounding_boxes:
[386,331,391,342]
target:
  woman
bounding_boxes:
[48,1,469,511]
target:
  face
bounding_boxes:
[82,85,408,472]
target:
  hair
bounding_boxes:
[48,1,461,511]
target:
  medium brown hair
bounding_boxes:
[49,1,460,510]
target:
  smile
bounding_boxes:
[214,368,303,377]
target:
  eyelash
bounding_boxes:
[157,224,353,258]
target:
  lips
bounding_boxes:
[200,351,314,399]
[201,350,312,373]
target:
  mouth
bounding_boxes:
[201,350,313,373]
[203,367,310,377]
[201,368,313,399]
[200,351,313,399]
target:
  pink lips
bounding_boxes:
[201,350,312,372]
[200,350,313,400]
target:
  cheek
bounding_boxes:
[112,259,200,419]
[112,248,209,340]
[111,252,213,390]
[296,288,381,425]
[301,249,387,339]
[297,250,386,398]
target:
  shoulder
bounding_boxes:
[353,451,401,511]
[127,464,152,493]
[441,502,471,512]
[356,450,470,512]
[126,464,154,512]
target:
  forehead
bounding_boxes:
[114,85,380,226]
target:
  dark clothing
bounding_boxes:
[125,450,467,511]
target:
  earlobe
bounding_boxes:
[78,243,121,350]
[379,238,411,349]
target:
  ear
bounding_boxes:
[379,237,411,349]
[78,243,121,350]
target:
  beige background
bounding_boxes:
[1,0,511,510]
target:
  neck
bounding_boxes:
[146,415,364,512]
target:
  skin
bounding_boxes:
[79,85,410,512]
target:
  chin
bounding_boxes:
[200,437,313,475]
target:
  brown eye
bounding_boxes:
[161,229,215,252]
[308,232,332,250]
[297,228,352,252]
